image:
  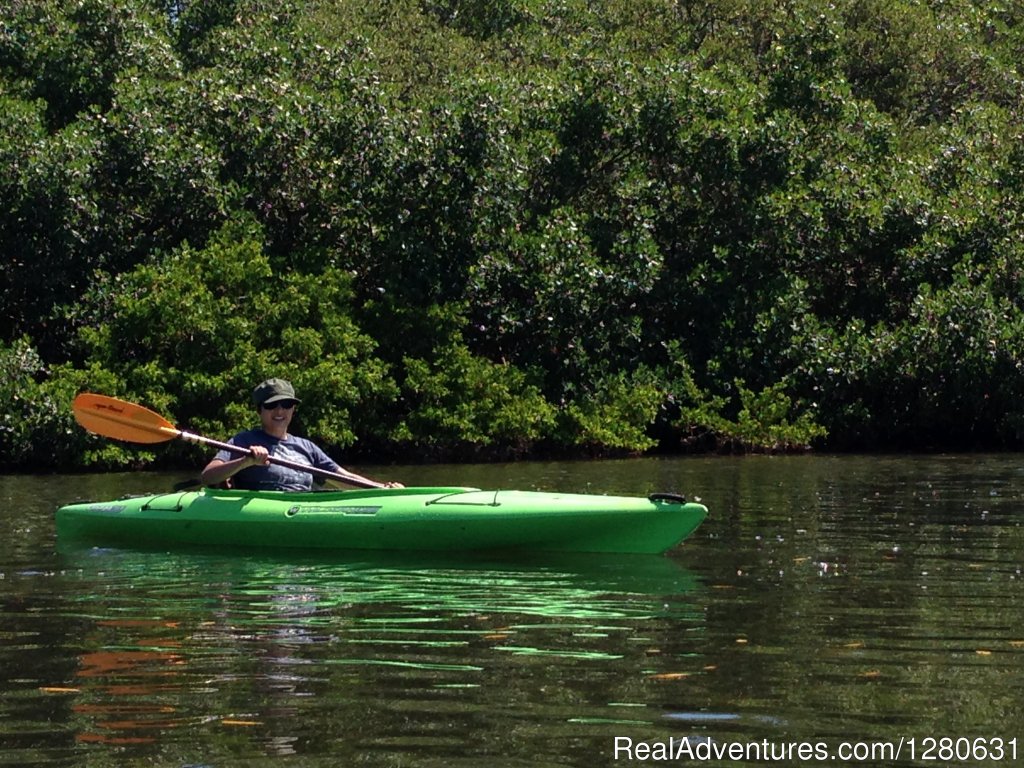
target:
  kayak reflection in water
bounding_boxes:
[200,378,403,492]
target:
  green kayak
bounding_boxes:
[56,486,707,554]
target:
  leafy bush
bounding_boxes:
[73,215,398,461]
[3,0,1024,467]
[396,341,556,459]
[0,338,137,467]
[558,369,664,454]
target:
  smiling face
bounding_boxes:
[258,400,296,438]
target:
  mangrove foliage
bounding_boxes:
[2,0,1023,468]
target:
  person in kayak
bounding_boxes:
[201,378,402,491]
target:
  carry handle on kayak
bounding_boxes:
[72,393,386,489]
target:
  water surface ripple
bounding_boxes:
[2,455,1023,766]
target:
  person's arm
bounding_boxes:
[201,445,270,487]
[307,442,403,489]
[322,470,404,490]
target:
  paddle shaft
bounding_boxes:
[180,429,386,489]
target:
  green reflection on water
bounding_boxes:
[2,543,700,765]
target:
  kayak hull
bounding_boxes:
[55,487,707,555]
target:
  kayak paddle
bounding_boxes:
[72,393,386,489]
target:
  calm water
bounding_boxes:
[2,455,1023,767]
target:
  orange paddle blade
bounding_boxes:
[72,393,181,444]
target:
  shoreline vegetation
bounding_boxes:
[2,0,1023,471]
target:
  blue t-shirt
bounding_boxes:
[215,430,341,491]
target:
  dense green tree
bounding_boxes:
[72,216,397,452]
[2,0,1023,469]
